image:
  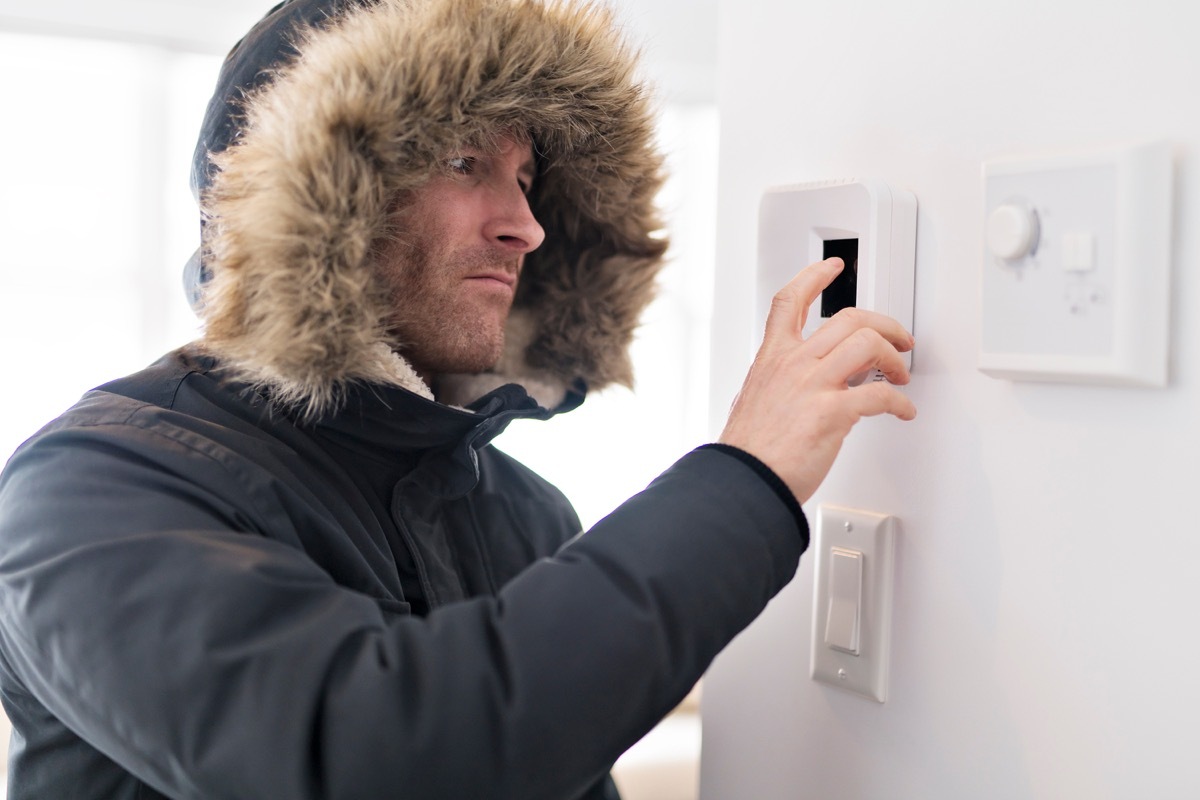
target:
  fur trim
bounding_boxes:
[198,0,667,417]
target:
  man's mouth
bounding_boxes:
[466,269,518,289]
[473,272,515,285]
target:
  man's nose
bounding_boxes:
[485,187,545,255]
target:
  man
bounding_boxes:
[0,0,916,798]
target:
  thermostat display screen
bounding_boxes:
[821,238,859,317]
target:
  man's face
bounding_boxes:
[376,135,544,381]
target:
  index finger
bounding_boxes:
[762,257,844,344]
[803,306,915,361]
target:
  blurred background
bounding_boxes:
[0,1,719,798]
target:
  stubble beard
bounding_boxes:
[383,241,518,380]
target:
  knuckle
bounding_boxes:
[832,306,866,326]
[849,326,882,349]
[768,293,792,317]
[765,287,805,340]
[771,283,801,309]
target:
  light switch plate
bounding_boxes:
[811,504,897,703]
[979,140,1173,386]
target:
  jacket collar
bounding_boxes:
[306,377,584,499]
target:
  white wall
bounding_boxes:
[701,2,1200,798]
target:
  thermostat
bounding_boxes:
[758,179,918,380]
[979,140,1173,386]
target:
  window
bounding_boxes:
[0,31,218,462]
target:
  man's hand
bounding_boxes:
[719,257,917,506]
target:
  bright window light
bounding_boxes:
[0,31,219,463]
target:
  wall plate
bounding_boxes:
[810,504,897,703]
[979,140,1173,386]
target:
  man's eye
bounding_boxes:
[447,156,475,174]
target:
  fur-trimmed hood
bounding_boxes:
[190,0,667,418]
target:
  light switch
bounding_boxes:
[811,505,897,703]
[979,140,1172,386]
[1061,232,1096,273]
[824,548,863,655]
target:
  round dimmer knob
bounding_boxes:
[987,204,1040,261]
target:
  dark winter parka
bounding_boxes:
[0,1,808,798]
